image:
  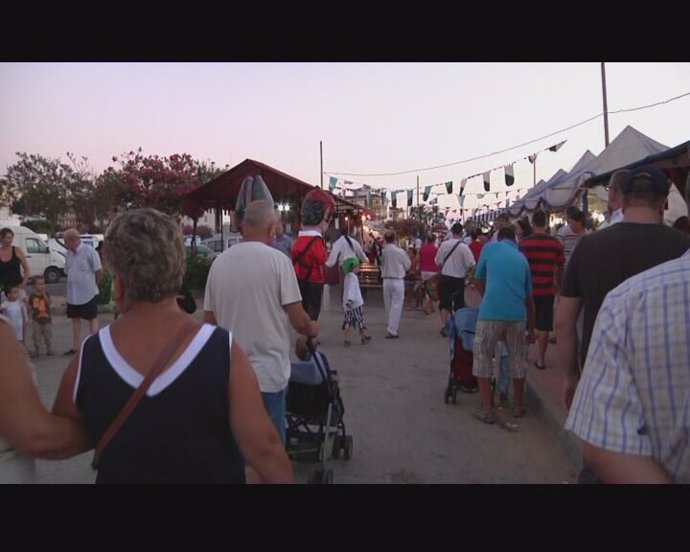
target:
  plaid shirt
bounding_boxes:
[565,250,690,483]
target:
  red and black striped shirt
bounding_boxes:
[519,232,565,297]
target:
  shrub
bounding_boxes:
[97,272,113,305]
[184,254,213,291]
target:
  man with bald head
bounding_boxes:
[62,228,102,355]
[203,200,318,447]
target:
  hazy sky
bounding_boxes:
[1,62,689,212]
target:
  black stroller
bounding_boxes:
[285,339,353,484]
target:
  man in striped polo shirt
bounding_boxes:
[518,210,565,370]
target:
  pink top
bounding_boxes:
[419,243,439,272]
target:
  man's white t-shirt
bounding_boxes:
[434,238,476,278]
[203,241,302,393]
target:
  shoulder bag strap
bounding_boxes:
[292,236,320,281]
[442,240,463,267]
[91,319,199,470]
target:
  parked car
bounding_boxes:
[185,244,217,259]
[7,226,66,283]
[202,233,242,253]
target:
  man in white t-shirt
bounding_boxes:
[203,200,318,447]
[435,222,476,336]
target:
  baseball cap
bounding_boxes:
[618,164,670,196]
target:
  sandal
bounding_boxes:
[473,409,496,425]
[512,406,527,418]
[534,361,546,370]
[361,335,372,344]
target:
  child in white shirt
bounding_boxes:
[341,257,371,347]
[1,284,28,348]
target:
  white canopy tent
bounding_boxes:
[542,125,669,211]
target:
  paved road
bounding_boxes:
[31,287,577,484]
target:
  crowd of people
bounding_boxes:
[1,164,689,484]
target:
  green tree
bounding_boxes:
[20,219,53,234]
[6,153,72,229]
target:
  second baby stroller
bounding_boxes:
[443,306,479,404]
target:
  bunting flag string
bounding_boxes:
[504,164,514,187]
[325,138,566,199]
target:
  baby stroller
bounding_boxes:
[285,339,353,484]
[443,307,479,404]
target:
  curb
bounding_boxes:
[525,377,582,472]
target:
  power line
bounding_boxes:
[326,91,690,178]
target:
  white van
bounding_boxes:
[7,226,66,284]
[202,233,242,253]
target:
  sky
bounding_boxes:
[1,62,689,215]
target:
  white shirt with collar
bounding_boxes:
[326,234,367,268]
[380,243,411,279]
[65,242,102,305]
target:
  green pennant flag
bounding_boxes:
[423,186,432,202]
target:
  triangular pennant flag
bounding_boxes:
[504,164,514,187]
[482,171,491,192]
[548,140,566,152]
[528,153,538,164]
[459,178,467,196]
[458,195,466,207]
[407,189,413,207]
[381,190,387,201]
[429,196,438,205]
[423,185,432,202]
[476,193,485,200]
[329,176,337,191]
[391,191,397,209]
[445,181,453,194]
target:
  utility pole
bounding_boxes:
[320,141,323,189]
[601,63,610,147]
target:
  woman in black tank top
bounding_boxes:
[0,228,31,292]
[51,208,295,484]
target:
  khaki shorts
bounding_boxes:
[472,320,528,379]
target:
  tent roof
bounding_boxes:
[584,139,690,189]
[182,158,360,215]
[542,126,669,210]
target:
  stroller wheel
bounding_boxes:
[343,435,353,460]
[332,435,342,459]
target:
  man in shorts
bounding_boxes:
[63,228,102,355]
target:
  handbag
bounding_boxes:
[91,320,199,470]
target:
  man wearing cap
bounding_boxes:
[596,169,628,230]
[555,164,690,483]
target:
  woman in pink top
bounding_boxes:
[419,234,439,315]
